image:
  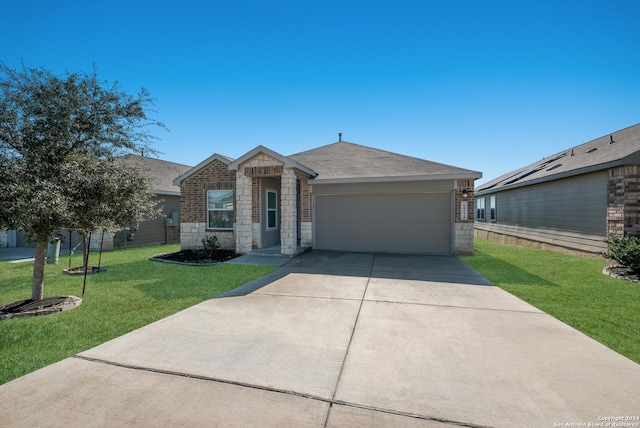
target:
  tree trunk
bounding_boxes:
[32,240,47,301]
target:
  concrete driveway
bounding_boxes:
[1,251,639,427]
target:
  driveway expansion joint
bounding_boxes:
[365,298,546,315]
[254,292,363,301]
[72,355,485,428]
[72,354,329,403]
[329,401,493,428]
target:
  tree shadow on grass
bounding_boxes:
[85,258,269,302]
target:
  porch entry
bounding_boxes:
[246,174,303,255]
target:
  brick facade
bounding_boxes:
[297,172,312,222]
[178,150,476,256]
[251,178,261,223]
[179,159,236,249]
[180,159,235,223]
[297,172,313,247]
[607,165,640,237]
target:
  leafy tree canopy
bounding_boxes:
[0,63,165,300]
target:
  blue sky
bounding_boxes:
[3,0,640,184]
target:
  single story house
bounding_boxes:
[474,123,640,254]
[173,139,482,256]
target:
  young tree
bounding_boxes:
[0,63,164,301]
[66,155,161,270]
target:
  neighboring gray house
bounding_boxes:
[108,155,192,249]
[174,139,482,255]
[0,155,191,251]
[475,123,640,254]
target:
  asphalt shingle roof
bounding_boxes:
[477,123,640,193]
[289,141,481,182]
[120,155,192,194]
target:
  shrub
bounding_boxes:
[601,236,640,273]
[202,235,221,255]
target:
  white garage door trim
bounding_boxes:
[313,191,453,254]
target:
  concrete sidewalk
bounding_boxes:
[0,246,37,262]
[0,246,74,263]
[1,251,639,427]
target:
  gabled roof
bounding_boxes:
[289,141,482,183]
[172,153,234,186]
[120,154,192,195]
[227,145,317,177]
[477,123,640,194]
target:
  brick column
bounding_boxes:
[454,179,475,255]
[298,175,313,248]
[235,173,253,254]
[608,166,640,237]
[280,168,297,255]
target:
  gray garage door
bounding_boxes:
[314,192,452,254]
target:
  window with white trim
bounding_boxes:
[266,189,278,229]
[476,197,485,221]
[207,190,234,229]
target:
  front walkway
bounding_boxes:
[0,251,639,427]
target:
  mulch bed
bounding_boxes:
[150,249,240,265]
[63,266,107,275]
[603,266,640,284]
[0,296,82,320]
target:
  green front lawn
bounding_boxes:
[0,244,276,385]
[461,238,640,364]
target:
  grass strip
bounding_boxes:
[0,244,276,384]
[460,238,640,364]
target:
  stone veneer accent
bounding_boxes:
[180,222,235,250]
[234,153,291,254]
[454,179,475,255]
[235,173,253,254]
[280,168,298,255]
[252,223,261,249]
[300,222,313,248]
[455,223,474,255]
[607,165,640,237]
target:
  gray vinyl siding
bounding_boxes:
[475,171,608,253]
[490,171,607,235]
[115,195,182,248]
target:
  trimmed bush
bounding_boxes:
[601,236,640,273]
[202,235,221,255]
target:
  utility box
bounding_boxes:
[46,238,61,264]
